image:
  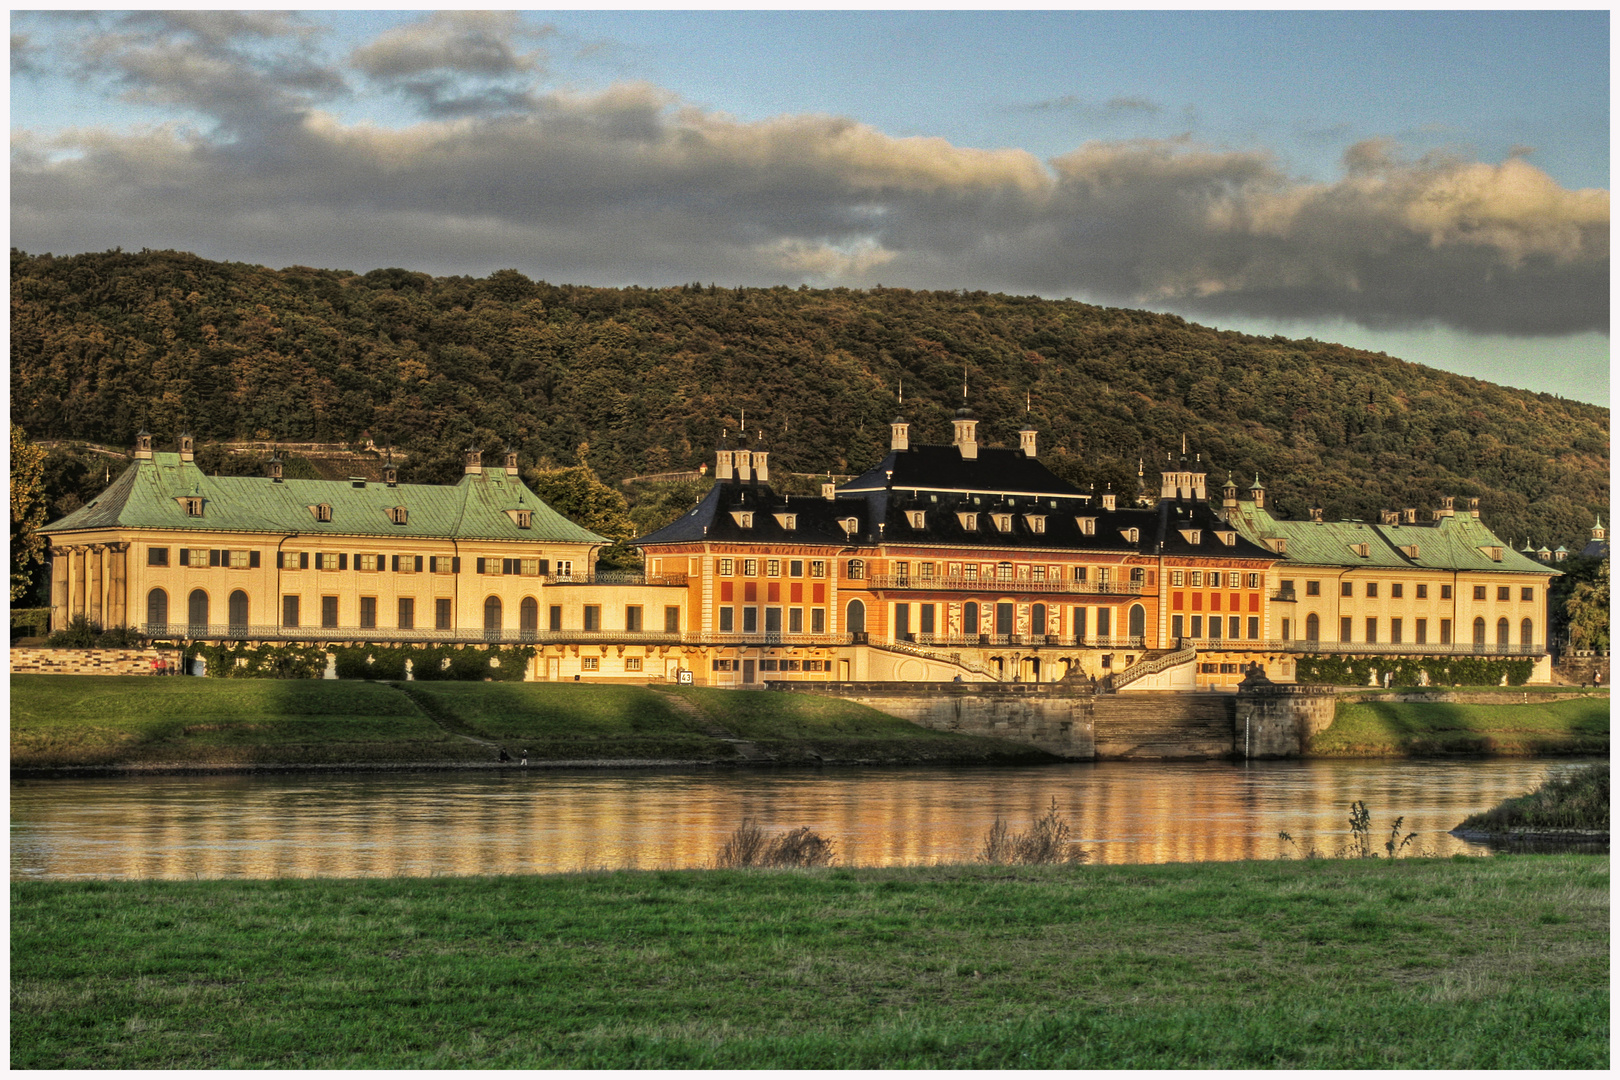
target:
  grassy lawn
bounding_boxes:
[1458,764,1609,834]
[11,856,1608,1068]
[9,675,466,767]
[1310,697,1610,757]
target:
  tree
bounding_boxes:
[526,464,640,572]
[11,426,48,602]
[1564,559,1609,652]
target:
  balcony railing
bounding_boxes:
[1270,589,1297,602]
[887,633,1147,649]
[144,623,850,648]
[866,574,1146,595]
[1181,637,1547,657]
[543,572,688,587]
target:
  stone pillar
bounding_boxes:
[68,547,84,620]
[50,547,69,632]
[88,545,105,625]
[108,543,128,626]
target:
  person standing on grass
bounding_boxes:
[521,749,529,766]
[151,655,166,676]
[498,747,511,763]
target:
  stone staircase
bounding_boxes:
[867,638,1001,680]
[1103,645,1198,692]
[1091,693,1236,759]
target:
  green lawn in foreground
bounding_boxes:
[1309,697,1610,756]
[9,675,464,767]
[10,856,1608,1069]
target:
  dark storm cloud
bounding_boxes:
[11,16,1608,336]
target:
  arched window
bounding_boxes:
[963,601,979,637]
[1305,613,1320,642]
[146,589,168,633]
[1473,617,1487,646]
[846,598,866,633]
[187,589,208,633]
[228,590,249,636]
[1031,603,1047,637]
[1128,603,1146,640]
[520,597,539,637]
[1521,618,1534,649]
[1497,618,1510,648]
[484,596,503,640]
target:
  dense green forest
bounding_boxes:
[11,248,1608,554]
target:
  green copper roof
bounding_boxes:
[1229,500,1559,576]
[41,453,606,545]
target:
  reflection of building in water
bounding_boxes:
[12,765,1583,880]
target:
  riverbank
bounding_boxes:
[11,854,1607,1069]
[9,675,1054,774]
[1307,693,1609,757]
[1451,762,1609,846]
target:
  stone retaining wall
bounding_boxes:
[10,647,175,676]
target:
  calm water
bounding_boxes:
[11,758,1604,880]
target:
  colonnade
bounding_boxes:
[49,543,128,631]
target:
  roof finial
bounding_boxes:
[963,363,968,402]
[1025,390,1031,414]
[898,378,903,406]
[1181,432,1187,455]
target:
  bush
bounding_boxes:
[44,615,147,650]
[980,798,1088,865]
[193,642,327,679]
[1457,765,1609,833]
[1294,655,1533,688]
[716,820,837,868]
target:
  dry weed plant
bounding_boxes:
[716,820,837,868]
[979,798,1088,865]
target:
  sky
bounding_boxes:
[9,9,1611,405]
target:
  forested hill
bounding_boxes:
[11,248,1609,550]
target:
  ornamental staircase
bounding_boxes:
[866,637,1003,681]
[1099,644,1198,693]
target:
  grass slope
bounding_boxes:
[1457,764,1610,835]
[11,856,1608,1069]
[1309,697,1610,757]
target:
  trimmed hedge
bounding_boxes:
[1295,654,1534,688]
[331,644,535,682]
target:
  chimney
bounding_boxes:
[1467,496,1481,518]
[1019,425,1037,458]
[822,482,836,500]
[734,450,752,484]
[1310,507,1324,523]
[267,456,284,483]
[464,447,483,475]
[504,448,519,478]
[178,434,194,462]
[715,448,734,482]
[1222,475,1239,515]
[135,430,153,460]
[890,417,910,451]
[752,449,770,483]
[1439,496,1455,518]
[951,408,978,460]
[383,460,398,487]
[1250,475,1266,510]
[1380,509,1399,525]
[1402,507,1416,523]
[1101,486,1117,511]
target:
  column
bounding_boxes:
[88,545,105,625]
[50,548,69,632]
[68,547,84,620]
[108,543,128,626]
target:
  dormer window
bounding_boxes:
[1351,542,1370,558]
[1076,517,1096,536]
[514,509,530,529]
[389,506,410,526]
[958,512,979,532]
[774,513,798,531]
[1269,538,1288,555]
[1402,543,1420,558]
[312,503,332,523]
[1181,529,1202,545]
[1482,546,1503,562]
[908,510,926,530]
[1026,515,1046,534]
[181,497,204,517]
[1122,528,1140,544]
[731,511,754,529]
[992,514,1013,533]
[839,517,859,535]
[1218,531,1236,546]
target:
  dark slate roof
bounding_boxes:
[41,453,606,544]
[841,444,1084,499]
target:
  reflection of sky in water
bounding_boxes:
[11,758,1604,879]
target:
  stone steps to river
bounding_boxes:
[648,686,775,762]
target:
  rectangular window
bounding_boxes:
[811,609,826,634]
[964,565,978,582]
[549,605,563,631]
[790,560,804,577]
[1190,571,1203,587]
[1073,566,1088,582]
[1306,580,1321,596]
[1497,586,1510,601]
[1440,618,1451,645]
[625,606,643,632]
[583,606,601,632]
[744,559,758,577]
[1190,615,1202,638]
[321,596,339,628]
[1390,617,1402,644]
[719,607,735,633]
[742,607,758,633]
[356,554,379,572]
[282,595,300,628]
[1366,619,1378,644]
[554,560,571,579]
[147,547,170,566]
[809,560,825,578]
[436,598,453,630]
[718,558,734,576]
[625,657,643,672]
[398,598,415,630]
[765,607,782,635]
[1391,582,1403,599]
[519,559,540,576]
[1171,613,1183,640]
[1208,617,1221,641]
[789,608,804,634]
[665,606,680,633]
[1096,608,1111,637]
[894,604,911,639]
[1248,573,1260,589]
[920,604,935,636]
[317,553,339,571]
[1281,618,1291,640]
[1417,583,1428,599]
[1474,585,1488,601]
[921,562,936,580]
[582,657,599,671]
[1521,587,1534,601]
[1441,584,1452,600]
[1341,581,1354,597]
[230,550,251,569]
[1340,617,1353,643]
[767,559,781,577]
[359,596,377,629]
[1366,582,1378,598]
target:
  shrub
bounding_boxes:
[44,615,147,650]
[716,820,837,868]
[1294,655,1533,688]
[980,798,1088,865]
[1457,765,1609,833]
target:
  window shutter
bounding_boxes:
[339,553,348,570]
[414,555,423,572]
[250,550,261,568]
[476,557,486,574]
[452,557,460,573]
[538,559,549,575]
[276,551,284,569]
[503,558,515,574]
[300,552,309,570]
[209,549,222,567]
[391,555,399,572]
[179,548,190,567]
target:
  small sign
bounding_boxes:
[677,668,693,684]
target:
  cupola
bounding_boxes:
[135,430,153,460]
[464,447,483,475]
[951,408,979,460]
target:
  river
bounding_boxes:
[11,757,1604,880]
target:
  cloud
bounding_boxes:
[1104,96,1161,115]
[10,22,1608,337]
